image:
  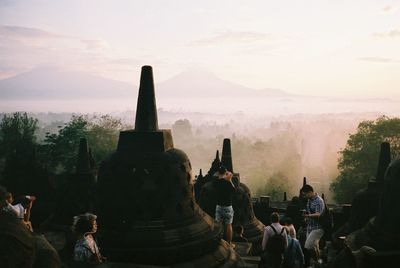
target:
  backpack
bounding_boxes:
[266,225,286,254]
[318,204,333,240]
[282,238,295,267]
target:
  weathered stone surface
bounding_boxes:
[332,158,400,267]
[333,142,392,242]
[0,210,61,268]
[51,138,97,226]
[96,66,242,266]
[196,139,264,253]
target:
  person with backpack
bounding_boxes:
[282,230,304,268]
[261,212,288,268]
[300,184,325,264]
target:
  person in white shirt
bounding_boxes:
[5,192,35,231]
[261,212,288,268]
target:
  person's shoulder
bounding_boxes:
[316,194,324,202]
[11,203,23,209]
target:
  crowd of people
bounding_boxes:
[257,184,326,268]
[213,164,327,268]
[1,169,327,268]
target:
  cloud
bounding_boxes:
[0,25,147,83]
[373,29,400,39]
[0,25,66,40]
[0,0,21,8]
[80,39,108,50]
[0,25,108,52]
[358,57,400,63]
[0,25,112,77]
[0,70,17,79]
[189,31,275,46]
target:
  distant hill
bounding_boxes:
[0,67,292,100]
[157,68,291,98]
[0,67,136,99]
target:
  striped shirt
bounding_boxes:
[306,194,324,233]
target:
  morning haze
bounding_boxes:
[1,0,399,201]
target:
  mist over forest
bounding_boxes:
[10,109,391,204]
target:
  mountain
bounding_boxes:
[157,68,290,98]
[0,67,136,100]
[0,67,291,100]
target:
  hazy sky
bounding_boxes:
[0,0,399,98]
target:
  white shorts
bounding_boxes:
[305,229,324,250]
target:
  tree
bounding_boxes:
[0,112,38,158]
[172,119,192,141]
[0,113,50,199]
[40,114,123,174]
[256,172,293,201]
[86,115,123,164]
[0,112,38,182]
[40,115,89,174]
[330,116,400,203]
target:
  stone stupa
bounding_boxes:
[96,66,242,267]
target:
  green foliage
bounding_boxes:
[255,172,292,201]
[177,125,301,199]
[86,115,123,164]
[0,112,44,193]
[40,115,89,173]
[330,116,400,203]
[40,114,123,174]
[0,112,38,158]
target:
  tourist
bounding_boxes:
[214,165,235,244]
[5,192,35,231]
[283,217,297,239]
[261,212,288,268]
[282,228,304,268]
[301,184,325,263]
[72,213,105,264]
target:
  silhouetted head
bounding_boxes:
[270,212,280,223]
[300,184,314,199]
[283,217,293,226]
[291,196,300,205]
[73,213,98,235]
[214,165,227,177]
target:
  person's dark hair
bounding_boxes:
[300,184,314,193]
[5,192,12,199]
[19,196,31,207]
[217,165,227,175]
[284,217,293,225]
[235,225,244,235]
[270,212,280,223]
[73,213,97,234]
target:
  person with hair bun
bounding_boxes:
[72,213,105,264]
